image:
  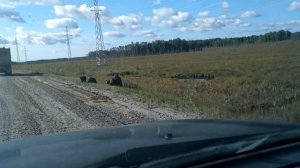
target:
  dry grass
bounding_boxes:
[13,40,300,123]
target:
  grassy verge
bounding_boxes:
[13,40,300,123]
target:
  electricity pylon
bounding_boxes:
[15,37,20,62]
[24,45,27,62]
[92,0,106,65]
[65,26,72,61]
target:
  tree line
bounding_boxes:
[88,30,292,58]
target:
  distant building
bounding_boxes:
[0,48,12,75]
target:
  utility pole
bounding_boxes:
[92,0,106,65]
[65,26,72,61]
[15,37,20,62]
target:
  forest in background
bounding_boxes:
[88,30,293,58]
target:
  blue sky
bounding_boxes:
[0,0,299,61]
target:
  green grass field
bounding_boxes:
[13,39,300,123]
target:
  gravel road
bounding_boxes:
[0,75,202,142]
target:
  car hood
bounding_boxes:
[0,119,299,168]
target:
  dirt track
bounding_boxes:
[0,75,202,142]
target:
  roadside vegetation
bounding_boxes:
[13,39,300,123]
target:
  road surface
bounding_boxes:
[0,75,201,142]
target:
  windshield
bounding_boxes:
[0,0,299,148]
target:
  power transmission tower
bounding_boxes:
[24,45,27,62]
[15,37,20,62]
[65,26,72,61]
[92,0,106,65]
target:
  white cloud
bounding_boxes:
[11,27,81,45]
[45,18,78,29]
[5,27,12,32]
[0,0,61,6]
[171,12,190,22]
[198,11,209,18]
[0,5,25,22]
[147,8,191,28]
[135,30,159,38]
[153,8,175,17]
[288,1,300,11]
[0,36,8,44]
[54,4,109,21]
[103,31,125,38]
[178,27,196,32]
[222,1,230,10]
[179,14,250,32]
[149,8,250,31]
[109,14,143,30]
[241,11,261,18]
[218,15,250,27]
[260,20,300,31]
[290,20,300,24]
[194,17,225,32]
[153,0,161,5]
[232,18,251,27]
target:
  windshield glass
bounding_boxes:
[0,0,299,144]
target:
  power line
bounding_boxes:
[92,0,106,66]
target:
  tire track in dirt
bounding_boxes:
[0,90,11,142]
[25,78,125,127]
[0,77,43,141]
